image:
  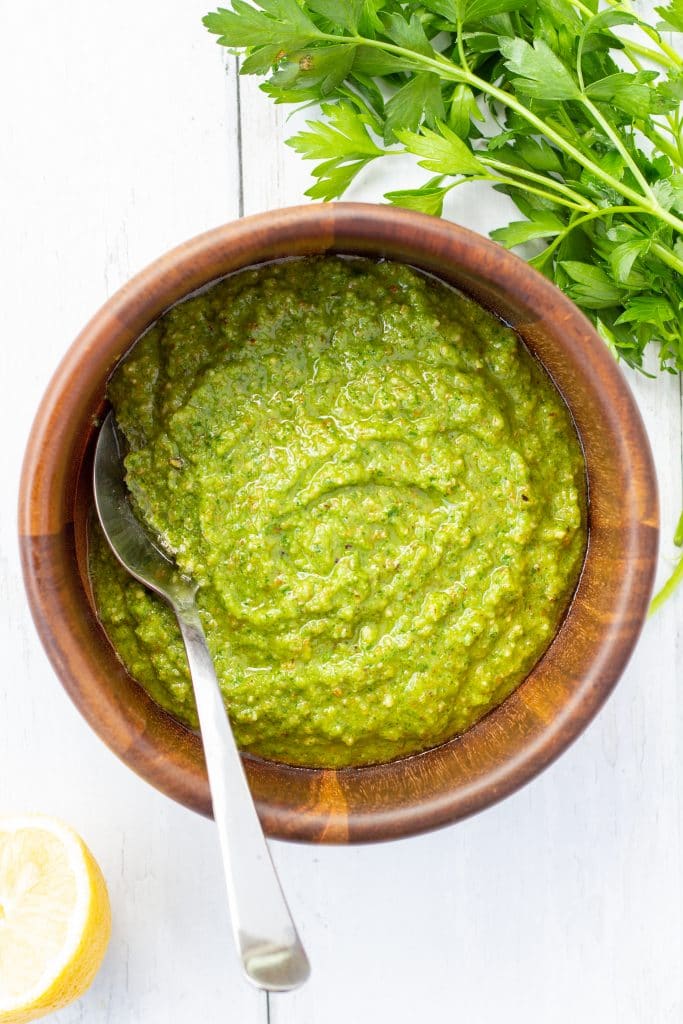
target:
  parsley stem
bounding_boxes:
[533,205,642,266]
[480,157,593,209]
[637,23,683,69]
[455,17,470,73]
[624,38,680,70]
[597,0,683,68]
[675,511,683,547]
[580,95,657,203]
[485,173,588,210]
[642,203,683,236]
[651,241,683,275]
[649,551,683,616]
[383,158,586,211]
[640,122,681,164]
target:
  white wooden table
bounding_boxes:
[2,4,682,1021]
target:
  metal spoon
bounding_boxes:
[93,411,310,992]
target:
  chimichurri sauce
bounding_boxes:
[89,256,586,767]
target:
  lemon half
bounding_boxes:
[0,816,111,1024]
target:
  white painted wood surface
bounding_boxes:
[2,3,682,1021]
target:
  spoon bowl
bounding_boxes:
[93,414,195,605]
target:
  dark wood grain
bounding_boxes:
[18,204,659,843]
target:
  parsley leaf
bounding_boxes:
[586,71,665,119]
[385,181,451,215]
[609,238,650,282]
[491,211,565,246]
[203,1,322,50]
[287,100,386,199]
[396,120,486,174]
[448,83,483,137]
[561,261,624,308]
[499,37,581,101]
[383,12,435,57]
[269,44,358,96]
[307,0,365,34]
[655,0,683,31]
[384,73,446,141]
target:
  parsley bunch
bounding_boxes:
[204,0,683,603]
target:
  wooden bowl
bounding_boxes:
[19,204,658,843]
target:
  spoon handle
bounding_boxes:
[174,603,310,992]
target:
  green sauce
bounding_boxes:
[89,256,586,768]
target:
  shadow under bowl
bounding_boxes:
[18,203,659,843]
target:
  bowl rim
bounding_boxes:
[18,203,659,843]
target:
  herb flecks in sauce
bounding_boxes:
[90,257,586,767]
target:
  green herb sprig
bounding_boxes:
[204,0,683,605]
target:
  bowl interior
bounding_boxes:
[19,204,658,842]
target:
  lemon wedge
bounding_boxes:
[0,816,111,1024]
